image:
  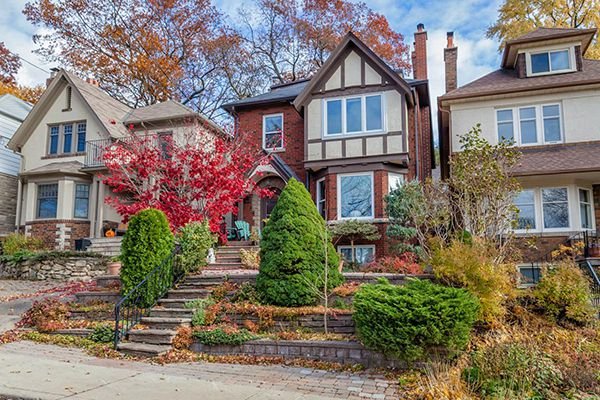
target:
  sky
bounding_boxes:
[1,0,504,133]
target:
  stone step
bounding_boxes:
[167,288,211,300]
[157,298,194,309]
[127,329,176,345]
[96,275,121,288]
[205,263,244,269]
[215,255,242,261]
[149,308,194,318]
[140,317,192,330]
[175,279,221,287]
[117,342,171,357]
[75,291,121,304]
[224,241,254,247]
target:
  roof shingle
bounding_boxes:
[511,142,600,176]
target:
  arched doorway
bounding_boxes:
[254,176,286,231]
[261,187,281,229]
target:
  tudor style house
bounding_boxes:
[223,26,435,262]
[7,69,220,250]
[439,27,600,266]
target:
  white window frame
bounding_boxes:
[316,177,326,219]
[338,244,376,264]
[526,46,576,77]
[388,172,405,193]
[323,93,385,138]
[36,182,59,220]
[578,187,594,231]
[540,187,571,232]
[337,171,375,220]
[262,113,284,151]
[495,103,563,146]
[73,183,90,219]
[517,264,543,287]
[513,189,537,233]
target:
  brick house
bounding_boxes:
[7,69,221,250]
[223,27,435,262]
[439,27,600,275]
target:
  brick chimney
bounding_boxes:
[46,67,60,88]
[411,23,428,80]
[444,32,458,92]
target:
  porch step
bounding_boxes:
[117,342,171,357]
[167,288,211,299]
[95,275,121,289]
[149,308,194,318]
[224,241,254,247]
[215,255,242,262]
[140,317,191,330]
[128,329,176,345]
[157,298,194,308]
[206,263,244,269]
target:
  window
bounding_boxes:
[542,105,561,142]
[37,183,58,219]
[338,245,375,264]
[579,188,593,230]
[74,184,90,218]
[530,49,571,75]
[338,173,374,219]
[263,114,284,150]
[63,124,73,153]
[518,265,542,286]
[76,123,86,152]
[496,104,562,145]
[542,188,569,229]
[158,131,173,158]
[316,178,326,219]
[49,126,59,154]
[496,109,514,142]
[324,94,383,137]
[514,190,536,230]
[519,107,537,144]
[388,173,404,193]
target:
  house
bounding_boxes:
[222,26,435,262]
[0,94,32,235]
[7,69,220,250]
[438,27,600,268]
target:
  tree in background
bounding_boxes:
[102,124,270,235]
[0,42,44,104]
[487,0,600,59]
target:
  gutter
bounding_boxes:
[412,87,420,181]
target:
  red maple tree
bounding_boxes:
[101,122,270,235]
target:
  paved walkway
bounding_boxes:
[0,280,59,333]
[0,342,397,399]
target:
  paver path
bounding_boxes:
[0,342,398,399]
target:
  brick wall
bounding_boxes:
[236,104,306,183]
[27,219,91,250]
[412,24,428,81]
[513,235,569,263]
[0,173,17,235]
[443,34,457,92]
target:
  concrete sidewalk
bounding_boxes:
[0,342,397,399]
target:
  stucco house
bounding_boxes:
[439,27,600,276]
[7,69,220,250]
[0,94,32,235]
[223,26,435,262]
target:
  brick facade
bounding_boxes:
[25,219,90,250]
[0,172,17,235]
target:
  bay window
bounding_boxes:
[542,188,569,229]
[514,190,536,230]
[496,103,562,145]
[337,172,374,219]
[37,183,58,219]
[262,114,284,150]
[74,184,90,219]
[324,94,383,137]
[579,188,593,230]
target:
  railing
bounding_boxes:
[579,259,600,314]
[113,245,184,348]
[84,138,114,168]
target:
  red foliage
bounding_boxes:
[17,298,70,332]
[0,42,21,85]
[101,124,270,236]
[363,253,424,274]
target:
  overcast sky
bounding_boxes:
[1,0,504,133]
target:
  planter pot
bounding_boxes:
[107,262,121,275]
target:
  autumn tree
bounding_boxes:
[487,0,600,59]
[0,42,21,85]
[0,82,45,104]
[101,123,270,234]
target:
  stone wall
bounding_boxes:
[229,313,355,334]
[0,173,17,235]
[0,255,108,281]
[191,339,406,369]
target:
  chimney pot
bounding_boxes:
[447,32,455,48]
[417,23,424,32]
[47,67,60,88]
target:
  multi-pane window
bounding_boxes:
[338,173,374,219]
[519,107,537,144]
[497,104,561,145]
[579,188,593,230]
[49,126,59,154]
[63,124,73,153]
[339,245,375,265]
[263,114,284,150]
[542,105,561,142]
[530,49,571,74]
[48,121,86,155]
[74,184,90,218]
[496,109,514,142]
[542,188,569,229]
[388,173,404,193]
[37,183,58,219]
[316,178,326,219]
[514,190,536,230]
[76,123,86,152]
[324,94,383,136]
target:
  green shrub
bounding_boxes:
[185,298,215,326]
[192,327,257,345]
[353,279,479,362]
[1,233,45,256]
[231,282,260,304]
[256,178,343,306]
[533,261,595,326]
[89,324,115,343]
[120,208,174,307]
[176,221,216,273]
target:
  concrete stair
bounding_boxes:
[205,241,258,272]
[86,237,123,257]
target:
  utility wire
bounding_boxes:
[18,55,50,74]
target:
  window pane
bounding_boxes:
[520,120,537,144]
[340,175,373,218]
[550,50,570,70]
[497,109,513,122]
[543,117,561,142]
[355,247,374,264]
[326,100,342,135]
[531,53,550,73]
[543,105,560,117]
[388,173,404,192]
[49,126,59,154]
[346,98,362,133]
[519,266,542,285]
[514,190,536,230]
[579,189,592,229]
[74,184,89,218]
[542,188,568,203]
[515,190,534,204]
[77,123,86,152]
[339,248,353,262]
[519,107,536,119]
[542,188,569,229]
[579,188,590,203]
[63,124,73,153]
[37,184,58,219]
[265,133,283,149]
[264,116,282,133]
[498,122,514,142]
[317,180,326,218]
[365,95,382,131]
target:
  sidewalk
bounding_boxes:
[0,341,397,399]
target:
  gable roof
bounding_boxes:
[222,80,310,112]
[293,32,413,110]
[0,94,32,122]
[123,99,197,124]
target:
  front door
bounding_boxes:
[261,188,281,229]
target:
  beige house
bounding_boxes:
[8,69,220,250]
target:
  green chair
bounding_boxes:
[235,221,251,241]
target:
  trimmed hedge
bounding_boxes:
[353,279,480,362]
[256,178,343,306]
[120,208,174,307]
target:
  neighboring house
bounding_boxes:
[439,27,600,267]
[0,94,32,235]
[7,69,220,250]
[223,26,435,262]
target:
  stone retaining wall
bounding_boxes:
[229,313,355,334]
[0,255,108,281]
[191,339,405,369]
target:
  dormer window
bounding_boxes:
[527,48,573,76]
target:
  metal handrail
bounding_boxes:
[113,245,184,348]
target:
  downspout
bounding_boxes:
[15,177,22,233]
[412,87,420,181]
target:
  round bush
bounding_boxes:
[353,279,480,361]
[256,178,343,306]
[120,208,174,306]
